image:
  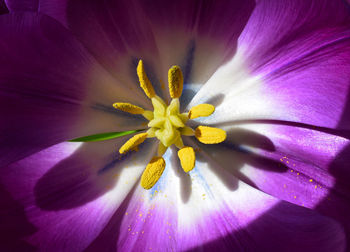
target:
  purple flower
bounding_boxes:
[1,0,350,251]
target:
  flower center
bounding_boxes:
[148,97,187,148]
[113,60,226,190]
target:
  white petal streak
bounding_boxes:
[187,51,276,124]
[117,147,278,251]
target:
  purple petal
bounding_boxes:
[0,13,148,166]
[0,135,345,251]
[192,0,350,129]
[0,0,8,14]
[202,123,350,243]
[188,201,345,252]
[239,0,350,74]
[39,0,255,102]
[87,148,346,251]
[0,139,156,251]
[4,0,38,12]
[239,0,350,129]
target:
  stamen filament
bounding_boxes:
[174,136,184,149]
[142,110,154,120]
[157,142,168,156]
[152,96,167,116]
[180,126,194,136]
[146,128,157,138]
[112,60,226,190]
[169,115,185,127]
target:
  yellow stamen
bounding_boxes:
[142,111,154,121]
[113,102,145,114]
[137,60,155,98]
[157,142,168,156]
[174,136,184,149]
[179,113,189,123]
[111,62,227,190]
[188,104,215,119]
[195,126,226,144]
[141,156,166,189]
[151,96,167,116]
[119,133,148,154]
[180,126,194,136]
[168,65,183,98]
[166,98,180,115]
[155,119,179,147]
[148,118,165,128]
[178,147,195,172]
[169,115,185,127]
[146,128,157,138]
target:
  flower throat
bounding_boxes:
[113,60,226,189]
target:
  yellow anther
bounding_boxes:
[168,65,183,98]
[195,126,226,144]
[141,156,166,189]
[188,104,215,119]
[137,60,155,98]
[119,133,148,154]
[113,102,145,114]
[178,147,195,172]
[111,61,227,191]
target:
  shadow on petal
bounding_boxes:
[316,143,350,243]
[215,119,350,139]
[84,182,138,251]
[34,139,152,211]
[187,201,345,252]
[193,127,287,192]
[0,0,8,14]
[0,184,37,251]
[223,128,276,152]
[170,149,192,203]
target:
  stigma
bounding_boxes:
[113,60,226,190]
